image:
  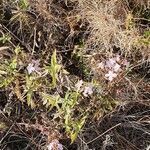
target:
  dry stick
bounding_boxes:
[87,123,121,144]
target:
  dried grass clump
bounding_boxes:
[77,0,149,56]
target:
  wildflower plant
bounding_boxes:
[1,0,149,149]
[91,54,130,82]
[75,80,93,97]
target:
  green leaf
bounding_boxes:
[18,0,29,10]
[70,132,78,144]
[10,58,17,70]
[27,90,35,108]
[0,122,8,131]
[144,30,150,38]
[0,34,11,43]
[14,46,21,55]
[70,116,86,143]
[46,50,61,88]
[41,92,61,110]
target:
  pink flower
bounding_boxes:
[27,60,41,74]
[47,139,63,150]
[83,86,93,97]
[105,58,116,69]
[105,71,117,81]
[27,63,35,74]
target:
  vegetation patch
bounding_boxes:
[0,0,150,150]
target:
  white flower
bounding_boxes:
[113,63,121,72]
[122,59,129,67]
[97,62,105,69]
[75,80,83,91]
[83,86,93,97]
[27,63,35,74]
[105,71,117,81]
[27,60,40,74]
[115,55,120,62]
[105,58,116,69]
[47,139,63,150]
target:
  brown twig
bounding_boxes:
[87,123,121,144]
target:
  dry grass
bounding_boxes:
[76,0,150,58]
